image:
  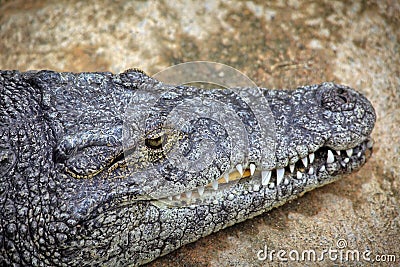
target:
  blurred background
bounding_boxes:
[1,1,399,266]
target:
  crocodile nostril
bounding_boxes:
[320,86,354,112]
[337,88,345,94]
[338,95,348,104]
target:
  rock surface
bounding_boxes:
[1,0,398,266]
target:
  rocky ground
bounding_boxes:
[1,0,398,266]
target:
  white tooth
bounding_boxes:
[297,171,303,179]
[277,168,285,185]
[327,150,335,163]
[236,164,243,176]
[253,184,260,191]
[175,194,181,200]
[261,170,271,185]
[301,157,308,167]
[224,173,230,183]
[346,148,353,157]
[168,196,173,201]
[357,151,362,158]
[250,163,256,176]
[308,167,314,175]
[344,158,350,163]
[198,186,204,196]
[319,165,326,172]
[284,178,290,185]
[367,140,374,148]
[336,150,341,155]
[268,183,275,189]
[289,164,295,173]
[212,180,219,190]
[309,153,315,164]
[185,191,192,199]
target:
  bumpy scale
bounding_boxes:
[0,69,375,266]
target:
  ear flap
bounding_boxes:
[54,127,123,179]
[63,146,122,178]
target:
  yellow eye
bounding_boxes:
[145,135,164,149]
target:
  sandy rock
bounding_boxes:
[0,1,398,266]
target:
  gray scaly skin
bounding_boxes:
[0,69,375,266]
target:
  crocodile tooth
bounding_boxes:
[346,148,353,157]
[319,165,326,172]
[250,163,256,176]
[236,164,244,177]
[175,194,181,200]
[253,184,260,191]
[367,139,374,148]
[301,157,308,167]
[261,170,271,185]
[185,191,192,199]
[357,151,362,158]
[297,171,303,179]
[284,178,290,185]
[268,183,275,189]
[308,167,314,175]
[277,168,285,185]
[224,173,229,183]
[336,150,341,155]
[344,158,350,163]
[327,150,335,163]
[198,186,204,196]
[212,180,219,190]
[309,153,315,164]
[168,196,173,201]
[289,164,295,173]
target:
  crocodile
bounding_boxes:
[0,69,375,266]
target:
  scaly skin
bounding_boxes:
[0,69,375,266]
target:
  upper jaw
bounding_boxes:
[151,135,374,205]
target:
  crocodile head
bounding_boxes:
[1,69,375,266]
[106,80,376,207]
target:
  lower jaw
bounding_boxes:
[157,138,373,206]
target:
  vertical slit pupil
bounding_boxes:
[145,136,164,149]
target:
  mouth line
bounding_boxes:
[159,137,374,204]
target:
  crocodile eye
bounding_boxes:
[145,135,164,149]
